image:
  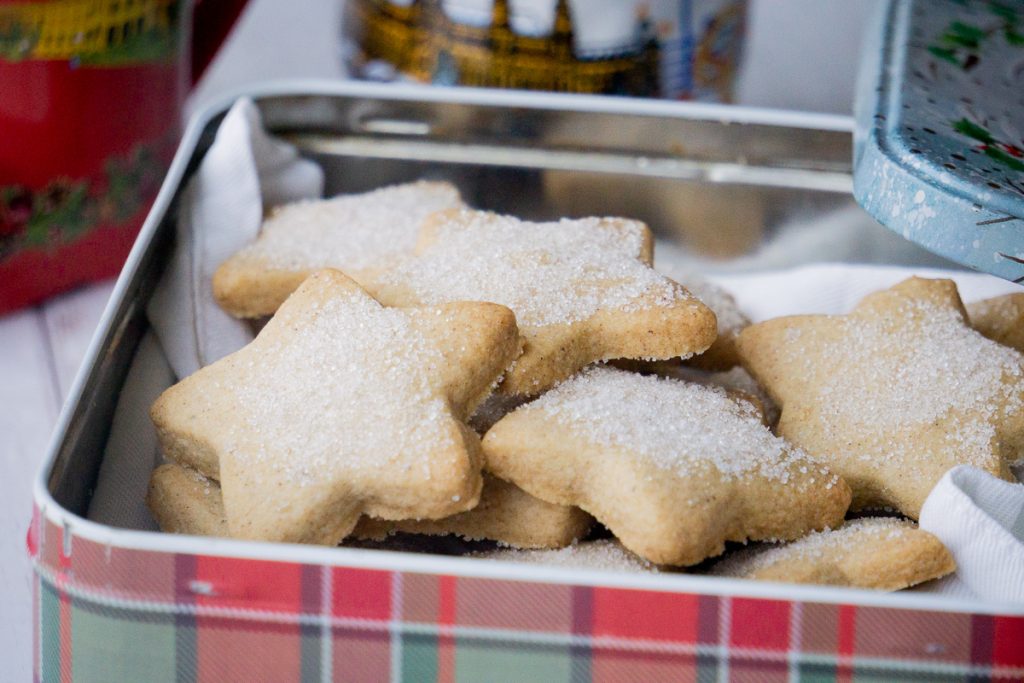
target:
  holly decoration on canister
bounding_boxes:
[953,118,1024,173]
[927,2,1024,70]
[0,143,164,261]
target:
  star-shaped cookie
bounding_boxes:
[665,271,750,370]
[737,277,1024,519]
[147,463,227,537]
[475,539,659,574]
[709,517,955,591]
[213,181,465,318]
[482,367,850,566]
[368,208,717,395]
[968,292,1024,353]
[148,464,591,549]
[343,474,591,549]
[151,269,521,544]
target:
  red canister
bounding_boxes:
[0,0,245,313]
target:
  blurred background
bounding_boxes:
[190,0,881,117]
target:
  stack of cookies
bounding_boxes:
[147,181,1024,592]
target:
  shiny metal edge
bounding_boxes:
[31,504,1024,617]
[235,79,856,131]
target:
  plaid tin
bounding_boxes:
[27,81,1024,683]
[30,510,1024,682]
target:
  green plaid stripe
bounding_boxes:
[30,517,1024,682]
[36,569,1024,682]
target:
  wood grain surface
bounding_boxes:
[0,281,113,683]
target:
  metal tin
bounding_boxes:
[31,82,1023,681]
[854,0,1024,283]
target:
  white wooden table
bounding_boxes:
[1,281,114,683]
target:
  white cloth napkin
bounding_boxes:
[919,466,1024,602]
[87,332,174,530]
[146,98,323,378]
[706,262,1024,323]
[87,99,322,526]
[86,100,1024,603]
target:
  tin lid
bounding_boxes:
[854,0,1024,283]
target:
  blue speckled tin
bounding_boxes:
[854,0,1024,283]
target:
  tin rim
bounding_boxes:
[31,79,1020,618]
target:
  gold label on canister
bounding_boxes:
[343,0,746,101]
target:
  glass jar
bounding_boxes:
[341,0,747,101]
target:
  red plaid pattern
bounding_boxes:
[30,511,1024,682]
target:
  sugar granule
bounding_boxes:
[225,291,451,487]
[245,182,463,270]
[712,517,917,578]
[810,299,1023,467]
[380,212,689,327]
[663,271,748,336]
[532,366,807,482]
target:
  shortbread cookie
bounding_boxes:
[355,474,593,549]
[369,209,717,395]
[645,364,771,425]
[968,292,1024,353]
[482,367,850,566]
[671,366,780,427]
[709,517,955,590]
[468,393,531,435]
[671,273,749,370]
[213,181,464,318]
[147,463,227,537]
[475,539,659,573]
[151,269,521,544]
[738,277,1024,519]
[147,464,589,549]
[609,271,749,374]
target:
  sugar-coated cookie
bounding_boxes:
[738,277,1024,519]
[147,464,589,549]
[669,365,781,427]
[482,367,850,566]
[369,208,717,395]
[151,269,521,544]
[968,292,1024,353]
[355,474,593,549]
[709,517,955,590]
[213,181,464,318]
[468,393,531,435]
[475,539,659,573]
[147,463,227,537]
[670,273,749,370]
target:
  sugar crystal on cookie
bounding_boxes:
[817,299,1021,455]
[738,277,1024,519]
[713,518,914,576]
[532,367,812,483]
[213,182,466,318]
[663,272,748,339]
[371,209,716,395]
[229,292,449,487]
[380,211,689,328]
[247,181,463,271]
[710,517,955,591]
